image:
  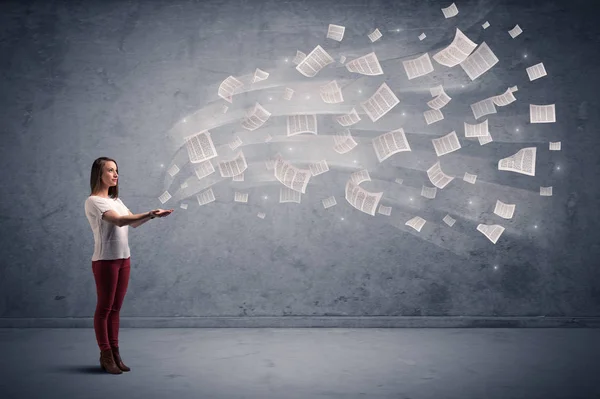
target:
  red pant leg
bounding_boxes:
[107,257,131,348]
[92,258,129,351]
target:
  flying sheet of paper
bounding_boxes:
[228,136,243,151]
[432,131,461,156]
[279,186,302,203]
[333,129,358,154]
[460,42,499,81]
[427,161,454,189]
[194,160,215,180]
[218,76,243,103]
[340,55,347,64]
[424,109,444,125]
[252,68,269,83]
[234,192,249,203]
[482,21,490,29]
[257,212,266,219]
[471,97,497,120]
[185,130,218,163]
[478,134,493,145]
[421,185,437,199]
[320,80,344,104]
[287,114,318,136]
[274,155,311,194]
[218,151,248,178]
[283,87,294,101]
[443,214,456,227]
[345,52,384,76]
[241,102,271,131]
[508,24,523,38]
[430,85,444,97]
[464,119,489,137]
[427,90,452,110]
[167,164,180,177]
[540,186,553,196]
[549,141,561,151]
[419,32,426,41]
[360,82,400,122]
[350,169,371,185]
[196,188,215,206]
[441,2,459,18]
[292,50,306,65]
[322,196,337,209]
[530,104,556,123]
[295,45,334,77]
[232,172,244,182]
[403,53,434,80]
[336,108,361,127]
[498,147,537,176]
[345,180,383,216]
[493,200,516,219]
[368,28,383,42]
[378,205,392,216]
[406,216,426,232]
[477,224,505,244]
[158,191,172,204]
[309,159,330,176]
[493,88,517,107]
[372,128,411,163]
[526,62,547,81]
[327,24,345,41]
[463,172,477,184]
[433,28,477,67]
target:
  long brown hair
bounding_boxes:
[90,157,119,199]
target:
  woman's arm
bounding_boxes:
[129,209,153,229]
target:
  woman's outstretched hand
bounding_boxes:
[151,209,174,218]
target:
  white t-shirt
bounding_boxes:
[84,196,131,261]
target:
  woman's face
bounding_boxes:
[101,161,119,188]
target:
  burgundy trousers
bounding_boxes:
[92,257,131,351]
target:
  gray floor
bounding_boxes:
[1,328,599,399]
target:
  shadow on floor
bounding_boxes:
[51,365,106,374]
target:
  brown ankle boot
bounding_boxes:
[111,346,131,372]
[99,349,123,374]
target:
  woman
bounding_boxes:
[84,157,174,375]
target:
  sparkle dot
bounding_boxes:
[396,28,400,32]
[289,147,292,151]
[160,164,164,168]
[358,89,362,93]
[524,54,528,58]
[409,197,413,201]
[469,200,472,204]
[402,112,406,116]
[534,225,538,229]
[285,58,288,62]
[516,128,520,132]
[557,166,560,170]
[353,160,357,163]
[269,97,272,101]
[494,265,498,270]
[264,196,268,200]
[341,217,344,221]
[306,95,310,99]
[461,84,465,88]
[183,118,187,123]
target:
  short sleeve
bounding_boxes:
[85,197,113,219]
[117,198,131,214]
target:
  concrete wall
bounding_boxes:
[1,0,599,322]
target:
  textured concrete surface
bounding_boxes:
[1,328,600,399]
[1,0,600,323]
